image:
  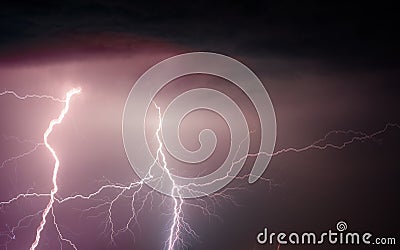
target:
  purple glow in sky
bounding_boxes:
[1,2,400,249]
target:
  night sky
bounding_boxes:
[0,1,399,250]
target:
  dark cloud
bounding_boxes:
[1,1,399,69]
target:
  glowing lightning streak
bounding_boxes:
[0,88,398,250]
[0,90,65,169]
[30,88,81,250]
[0,90,65,103]
[154,104,183,250]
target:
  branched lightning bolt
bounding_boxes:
[1,142,43,169]
[0,90,66,103]
[154,104,184,250]
[0,88,399,250]
[231,123,400,171]
[30,88,81,250]
[0,90,65,170]
[51,103,195,249]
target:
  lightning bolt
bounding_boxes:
[30,87,80,249]
[154,104,184,250]
[51,103,195,249]
[0,90,65,170]
[0,90,65,103]
[0,88,399,250]
[231,122,400,171]
[9,89,81,250]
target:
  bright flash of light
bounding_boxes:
[30,88,81,250]
[0,87,398,250]
[154,104,184,250]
